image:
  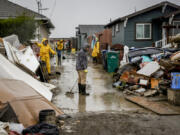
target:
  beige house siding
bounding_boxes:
[39,25,49,41]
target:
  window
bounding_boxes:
[136,23,152,40]
[173,21,180,36]
[116,23,120,32]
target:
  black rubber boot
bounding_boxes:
[78,83,82,93]
[81,84,89,96]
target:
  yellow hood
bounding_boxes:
[41,38,48,44]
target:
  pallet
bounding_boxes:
[125,96,180,115]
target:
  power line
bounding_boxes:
[36,0,49,41]
[49,0,56,18]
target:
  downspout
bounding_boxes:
[124,18,128,28]
[167,14,174,43]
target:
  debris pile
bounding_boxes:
[113,47,180,99]
[0,109,61,135]
[0,35,63,134]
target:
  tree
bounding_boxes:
[0,15,37,43]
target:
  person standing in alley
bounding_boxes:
[76,44,90,96]
[56,40,64,66]
[35,38,56,75]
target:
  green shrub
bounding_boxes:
[0,14,37,43]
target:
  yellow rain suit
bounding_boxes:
[37,38,56,74]
[57,40,64,51]
[92,41,100,57]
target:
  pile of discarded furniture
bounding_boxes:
[113,45,180,107]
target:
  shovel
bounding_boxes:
[55,55,61,75]
[54,45,61,75]
[65,79,78,95]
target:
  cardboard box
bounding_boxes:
[168,89,180,106]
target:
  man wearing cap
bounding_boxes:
[76,44,90,96]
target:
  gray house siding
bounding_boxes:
[112,22,125,45]
[124,6,177,48]
[81,35,87,47]
[108,3,179,48]
[165,5,178,15]
[174,14,180,20]
[76,25,104,49]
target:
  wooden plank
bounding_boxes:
[0,79,63,127]
[125,96,180,115]
[0,54,52,101]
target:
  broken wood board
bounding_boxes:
[151,78,159,89]
[137,61,160,77]
[15,46,39,73]
[125,96,180,115]
[144,90,158,97]
[3,36,39,73]
[0,79,63,127]
[0,54,52,101]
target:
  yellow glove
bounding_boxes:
[84,69,88,73]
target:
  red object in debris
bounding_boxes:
[23,133,44,135]
[9,131,21,135]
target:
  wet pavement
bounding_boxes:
[51,55,145,114]
[51,55,180,135]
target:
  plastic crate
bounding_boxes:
[171,72,180,90]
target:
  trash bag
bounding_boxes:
[22,123,59,135]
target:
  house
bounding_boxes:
[105,1,180,48]
[50,37,78,50]
[0,0,54,42]
[87,29,112,50]
[154,10,180,47]
[76,25,105,49]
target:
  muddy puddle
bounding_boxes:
[51,56,146,114]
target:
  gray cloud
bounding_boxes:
[9,0,180,37]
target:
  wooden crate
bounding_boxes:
[168,89,180,106]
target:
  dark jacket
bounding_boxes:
[76,48,88,71]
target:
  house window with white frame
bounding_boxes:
[136,23,152,40]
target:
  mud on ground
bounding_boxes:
[51,55,180,135]
[60,112,180,135]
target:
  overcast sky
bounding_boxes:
[9,0,180,38]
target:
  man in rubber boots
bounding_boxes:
[56,40,64,66]
[36,38,56,75]
[76,44,90,96]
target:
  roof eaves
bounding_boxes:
[164,10,180,18]
[105,1,180,28]
[7,0,47,19]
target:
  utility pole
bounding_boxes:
[134,6,137,12]
[36,0,41,41]
[36,0,48,41]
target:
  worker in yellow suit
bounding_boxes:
[92,39,100,63]
[56,40,64,66]
[35,38,56,75]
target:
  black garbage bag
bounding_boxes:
[22,123,59,135]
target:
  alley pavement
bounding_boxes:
[52,55,146,114]
[51,55,180,135]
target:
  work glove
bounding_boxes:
[84,69,88,73]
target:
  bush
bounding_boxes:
[0,14,37,43]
